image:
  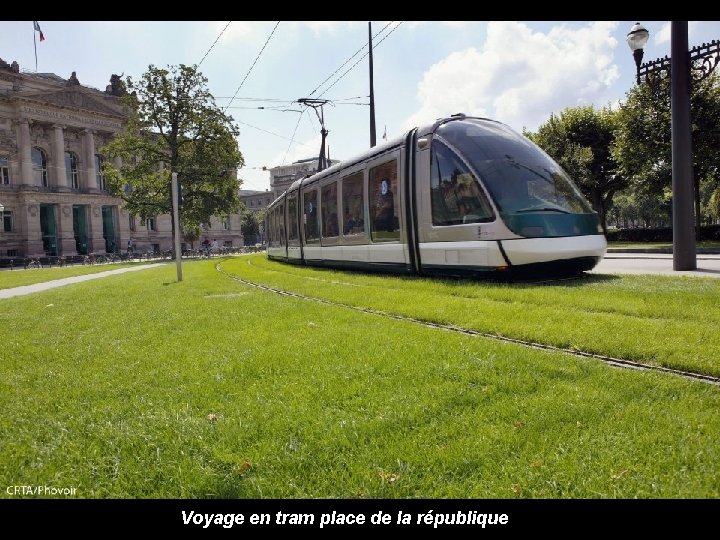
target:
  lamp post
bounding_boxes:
[627,22,649,84]
[626,22,720,271]
[0,203,4,259]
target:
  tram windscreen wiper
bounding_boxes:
[515,206,571,214]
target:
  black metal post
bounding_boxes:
[318,105,328,173]
[632,21,715,271]
[298,98,330,173]
[633,49,644,84]
[369,22,377,147]
[670,22,697,270]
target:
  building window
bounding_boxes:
[65,151,79,189]
[95,154,106,190]
[146,216,156,231]
[223,217,230,230]
[32,147,48,187]
[2,210,12,232]
[1,157,10,185]
[129,215,136,232]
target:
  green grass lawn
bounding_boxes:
[0,256,718,499]
[226,255,720,378]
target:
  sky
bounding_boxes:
[1,20,718,192]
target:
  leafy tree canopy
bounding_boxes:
[612,72,720,226]
[102,64,244,231]
[526,104,623,231]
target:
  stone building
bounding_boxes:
[239,188,273,213]
[268,157,340,200]
[0,59,243,259]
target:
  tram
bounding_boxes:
[264,114,606,278]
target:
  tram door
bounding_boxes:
[39,204,58,256]
[73,205,89,255]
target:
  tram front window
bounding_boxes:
[436,118,601,237]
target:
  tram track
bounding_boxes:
[216,263,720,387]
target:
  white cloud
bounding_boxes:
[655,21,706,46]
[288,21,366,35]
[405,21,621,133]
[220,21,260,41]
[655,23,671,45]
[271,134,322,168]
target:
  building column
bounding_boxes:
[118,205,131,252]
[83,129,96,190]
[88,204,106,253]
[58,203,78,255]
[51,125,68,190]
[16,119,34,186]
[24,203,44,256]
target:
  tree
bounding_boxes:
[607,191,671,229]
[612,72,720,229]
[182,223,200,250]
[526,105,623,231]
[102,64,244,236]
[241,209,264,244]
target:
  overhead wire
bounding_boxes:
[281,110,306,166]
[236,119,316,150]
[223,22,281,113]
[306,22,395,98]
[198,22,232,67]
[317,22,403,98]
[224,22,402,176]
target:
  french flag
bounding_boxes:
[33,21,45,42]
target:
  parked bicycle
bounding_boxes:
[24,257,42,269]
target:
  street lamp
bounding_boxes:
[627,22,720,271]
[627,22,649,84]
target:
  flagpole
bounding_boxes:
[33,26,37,71]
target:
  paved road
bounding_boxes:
[0,264,166,299]
[592,253,720,278]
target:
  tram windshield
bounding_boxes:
[436,118,599,236]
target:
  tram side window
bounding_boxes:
[342,172,364,236]
[321,182,339,238]
[288,194,299,242]
[279,205,286,247]
[369,159,400,241]
[430,140,494,226]
[269,208,276,247]
[304,189,320,243]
